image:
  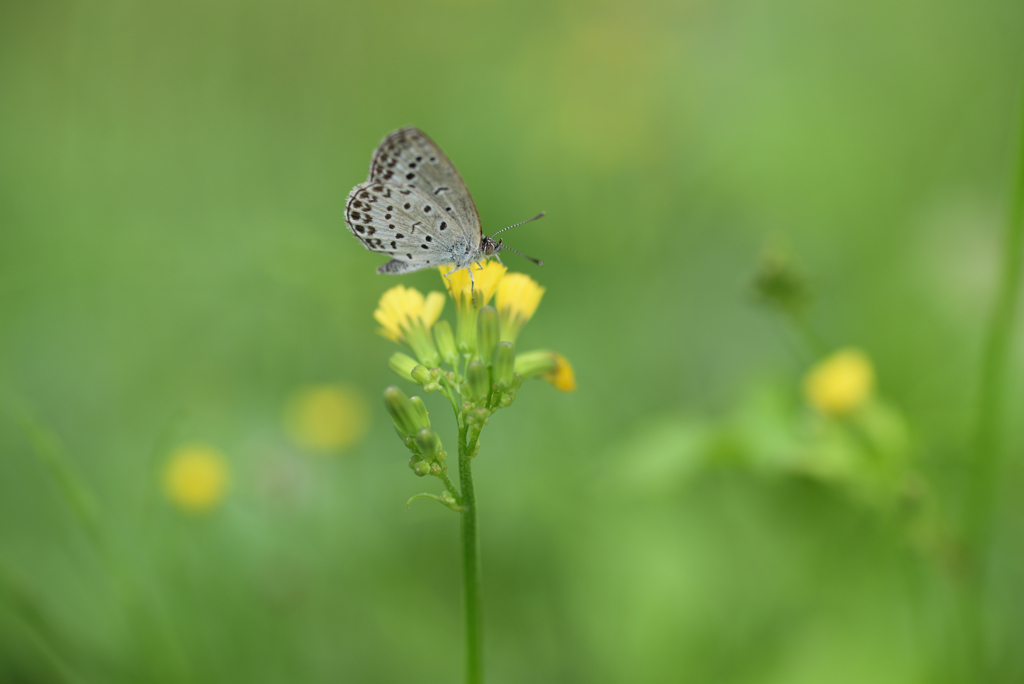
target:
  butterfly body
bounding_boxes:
[345,127,491,276]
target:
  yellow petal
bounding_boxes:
[374,285,443,342]
[438,261,507,309]
[543,353,576,392]
[474,261,508,306]
[497,272,545,324]
[423,291,446,327]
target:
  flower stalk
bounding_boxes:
[372,262,574,684]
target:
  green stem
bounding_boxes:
[439,472,461,502]
[458,425,483,684]
[963,86,1024,674]
[439,377,463,424]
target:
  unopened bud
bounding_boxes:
[384,386,418,437]
[467,360,490,403]
[412,461,431,476]
[409,396,430,430]
[494,341,515,388]
[415,428,442,460]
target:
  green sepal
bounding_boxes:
[476,306,499,366]
[434,320,459,367]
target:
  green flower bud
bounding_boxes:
[384,386,418,437]
[476,306,500,365]
[434,320,459,367]
[408,396,430,431]
[494,341,515,388]
[415,428,442,461]
[388,352,430,384]
[466,360,490,403]
[412,461,431,476]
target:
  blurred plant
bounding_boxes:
[162,443,230,513]
[284,384,370,453]
[373,261,574,684]
[753,252,951,548]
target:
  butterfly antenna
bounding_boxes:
[489,212,546,238]
[496,241,544,267]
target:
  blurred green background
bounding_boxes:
[2,0,1023,682]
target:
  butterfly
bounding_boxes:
[344,127,543,283]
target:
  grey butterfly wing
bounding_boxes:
[368,127,482,242]
[345,180,476,274]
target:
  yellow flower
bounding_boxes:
[439,261,507,310]
[285,384,370,453]
[163,444,229,513]
[543,353,577,392]
[516,350,577,392]
[374,285,446,342]
[804,348,875,416]
[374,285,445,366]
[496,273,545,342]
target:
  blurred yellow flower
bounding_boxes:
[286,384,370,453]
[804,348,875,416]
[496,272,545,342]
[163,444,229,513]
[374,285,446,343]
[440,261,507,310]
[543,352,577,392]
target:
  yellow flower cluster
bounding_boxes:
[374,261,574,392]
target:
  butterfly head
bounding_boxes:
[481,235,499,257]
